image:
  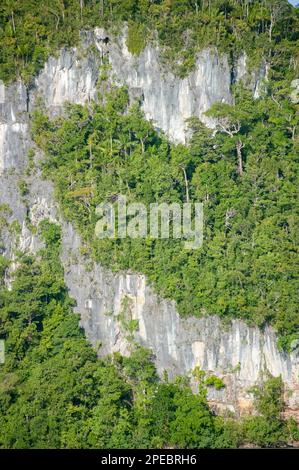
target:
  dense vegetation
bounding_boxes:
[1,0,298,82]
[32,75,298,350]
[0,0,298,449]
[0,223,297,448]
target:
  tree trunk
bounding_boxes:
[11,11,16,34]
[61,1,65,21]
[80,0,84,21]
[236,140,244,176]
[89,142,93,169]
[181,167,190,203]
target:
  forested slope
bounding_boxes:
[0,224,298,447]
[32,80,298,349]
[0,0,298,448]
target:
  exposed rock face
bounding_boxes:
[0,31,298,419]
[33,48,100,113]
[290,78,299,104]
[0,81,29,174]
[94,29,233,142]
[234,53,269,99]
[32,28,266,143]
[60,223,299,416]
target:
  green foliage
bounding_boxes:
[17,180,29,197]
[243,375,292,447]
[39,219,61,250]
[170,387,218,448]
[0,241,238,448]
[1,1,298,83]
[126,21,147,55]
[205,375,226,390]
[0,0,298,450]
[0,204,12,231]
[250,375,285,419]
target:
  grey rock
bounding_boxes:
[0,81,29,173]
[0,31,297,418]
[59,228,299,415]
[290,78,299,104]
[33,46,101,114]
[94,28,232,142]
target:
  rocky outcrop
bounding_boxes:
[32,28,266,143]
[94,28,233,142]
[290,78,299,104]
[60,222,299,416]
[0,30,298,419]
[33,47,100,113]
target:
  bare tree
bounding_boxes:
[219,117,244,175]
[206,103,247,177]
[80,0,84,21]
[268,0,284,42]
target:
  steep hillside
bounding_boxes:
[0,0,298,448]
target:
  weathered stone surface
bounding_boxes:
[33,47,100,113]
[290,78,299,104]
[59,225,299,416]
[94,28,233,142]
[0,81,29,174]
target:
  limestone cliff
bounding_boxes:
[0,30,298,419]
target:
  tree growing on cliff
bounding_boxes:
[205,101,251,176]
